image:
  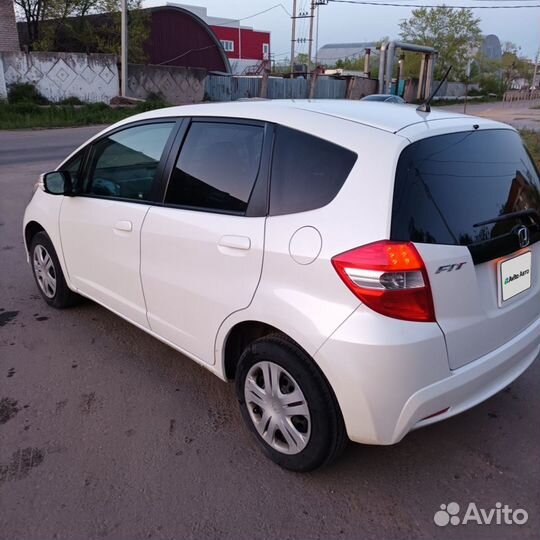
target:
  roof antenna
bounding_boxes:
[417,65,452,113]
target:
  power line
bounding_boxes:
[316,51,365,60]
[211,3,292,27]
[294,0,311,57]
[156,44,218,66]
[328,0,540,7]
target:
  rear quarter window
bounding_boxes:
[269,125,357,216]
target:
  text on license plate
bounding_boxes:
[499,251,532,303]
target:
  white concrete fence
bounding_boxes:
[0,51,119,103]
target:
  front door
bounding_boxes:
[59,121,177,328]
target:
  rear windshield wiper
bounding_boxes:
[473,209,540,228]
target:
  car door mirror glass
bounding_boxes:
[42,171,72,195]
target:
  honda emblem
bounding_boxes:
[517,226,530,248]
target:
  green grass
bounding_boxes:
[0,100,169,130]
[520,129,540,168]
[432,95,500,107]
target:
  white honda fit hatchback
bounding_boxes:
[24,100,540,471]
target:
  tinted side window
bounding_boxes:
[165,122,264,213]
[63,152,84,187]
[270,126,357,215]
[84,123,174,201]
[391,130,540,247]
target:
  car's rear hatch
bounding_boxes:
[391,128,540,370]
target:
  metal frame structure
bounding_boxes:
[378,41,437,100]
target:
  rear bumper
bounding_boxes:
[315,307,540,445]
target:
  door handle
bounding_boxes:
[218,235,251,250]
[114,220,133,232]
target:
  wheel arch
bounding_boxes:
[220,319,338,395]
[222,320,284,380]
[24,221,45,253]
[23,217,73,292]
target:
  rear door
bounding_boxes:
[391,128,540,369]
[140,118,271,365]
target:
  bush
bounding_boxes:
[58,96,84,106]
[9,102,41,115]
[145,91,164,102]
[467,87,483,96]
[133,98,169,113]
[8,83,49,105]
[84,102,111,112]
[479,76,503,98]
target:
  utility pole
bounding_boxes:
[532,48,540,89]
[121,0,127,97]
[291,2,326,76]
[290,0,297,75]
[308,1,328,75]
[315,3,320,67]
[307,1,316,74]
[238,19,242,60]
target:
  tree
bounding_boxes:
[399,6,482,81]
[295,53,309,65]
[500,42,533,90]
[476,41,534,96]
[31,0,101,51]
[14,0,149,63]
[14,0,48,43]
[91,0,149,63]
[335,57,363,71]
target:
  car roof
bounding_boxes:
[124,99,501,134]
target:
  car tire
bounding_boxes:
[236,333,347,472]
[30,231,80,309]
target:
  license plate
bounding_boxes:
[499,251,532,304]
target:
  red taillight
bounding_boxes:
[331,240,436,322]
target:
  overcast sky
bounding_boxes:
[144,0,540,60]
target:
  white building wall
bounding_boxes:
[229,59,262,75]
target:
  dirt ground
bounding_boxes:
[1,126,538,540]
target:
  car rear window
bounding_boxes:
[391,129,540,258]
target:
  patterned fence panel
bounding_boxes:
[128,64,205,104]
[0,52,118,103]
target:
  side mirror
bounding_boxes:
[41,171,73,196]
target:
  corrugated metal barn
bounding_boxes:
[146,5,230,73]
